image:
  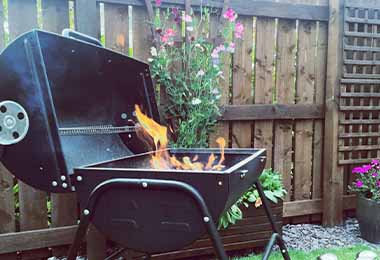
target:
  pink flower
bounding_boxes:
[352,166,366,174]
[184,14,192,23]
[356,180,363,188]
[223,8,237,22]
[235,22,244,39]
[161,34,169,43]
[211,44,226,59]
[362,164,372,172]
[155,0,162,6]
[377,180,380,187]
[226,42,235,53]
[165,28,175,37]
[372,172,379,177]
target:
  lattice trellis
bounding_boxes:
[340,0,380,165]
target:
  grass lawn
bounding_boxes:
[235,245,380,260]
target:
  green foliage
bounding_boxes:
[218,168,287,229]
[148,7,239,148]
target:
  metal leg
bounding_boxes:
[255,181,291,260]
[67,178,228,260]
[67,209,93,260]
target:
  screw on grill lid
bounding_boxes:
[0,101,29,145]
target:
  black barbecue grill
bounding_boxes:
[0,29,290,260]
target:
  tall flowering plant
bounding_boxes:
[349,159,380,201]
[148,2,244,148]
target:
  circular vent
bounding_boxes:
[0,100,29,145]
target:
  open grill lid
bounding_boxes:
[0,29,159,193]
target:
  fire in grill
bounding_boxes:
[0,29,290,260]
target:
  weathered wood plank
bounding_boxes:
[283,195,355,218]
[323,0,344,226]
[87,224,106,260]
[339,144,380,151]
[231,16,253,149]
[254,17,275,167]
[0,164,15,233]
[132,6,151,62]
[340,119,380,124]
[294,20,316,201]
[74,0,99,37]
[8,0,38,39]
[0,225,77,255]
[209,15,230,148]
[273,19,296,201]
[104,3,129,54]
[100,0,329,21]
[41,0,69,33]
[312,21,328,200]
[8,0,49,234]
[222,104,324,121]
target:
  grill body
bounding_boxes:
[73,148,265,253]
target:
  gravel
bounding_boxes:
[281,218,380,251]
[49,218,380,259]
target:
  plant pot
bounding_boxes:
[356,195,380,244]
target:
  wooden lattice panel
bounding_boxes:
[340,0,380,165]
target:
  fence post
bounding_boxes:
[322,0,344,226]
[74,0,99,38]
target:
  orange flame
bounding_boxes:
[134,105,226,171]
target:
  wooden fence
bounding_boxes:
[0,0,354,259]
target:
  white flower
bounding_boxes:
[191,98,202,105]
[196,70,205,77]
[150,47,157,57]
[147,58,154,62]
[186,26,194,32]
[215,95,221,100]
[211,88,219,94]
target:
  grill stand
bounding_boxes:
[67,178,228,260]
[67,179,290,260]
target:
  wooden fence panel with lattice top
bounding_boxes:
[340,0,380,165]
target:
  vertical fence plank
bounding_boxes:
[209,15,230,148]
[132,6,151,62]
[8,0,48,233]
[42,0,69,33]
[274,19,296,201]
[323,0,344,226]
[104,3,129,54]
[232,16,253,149]
[74,0,98,37]
[294,20,316,201]
[312,21,328,200]
[254,17,275,165]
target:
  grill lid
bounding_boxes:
[0,29,159,193]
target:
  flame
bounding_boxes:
[134,105,226,171]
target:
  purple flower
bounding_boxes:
[352,166,366,174]
[362,164,372,172]
[155,0,162,6]
[377,180,380,187]
[355,180,363,188]
[372,172,379,177]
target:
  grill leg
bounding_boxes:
[255,181,291,260]
[67,209,93,260]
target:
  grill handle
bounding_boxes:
[62,29,103,47]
